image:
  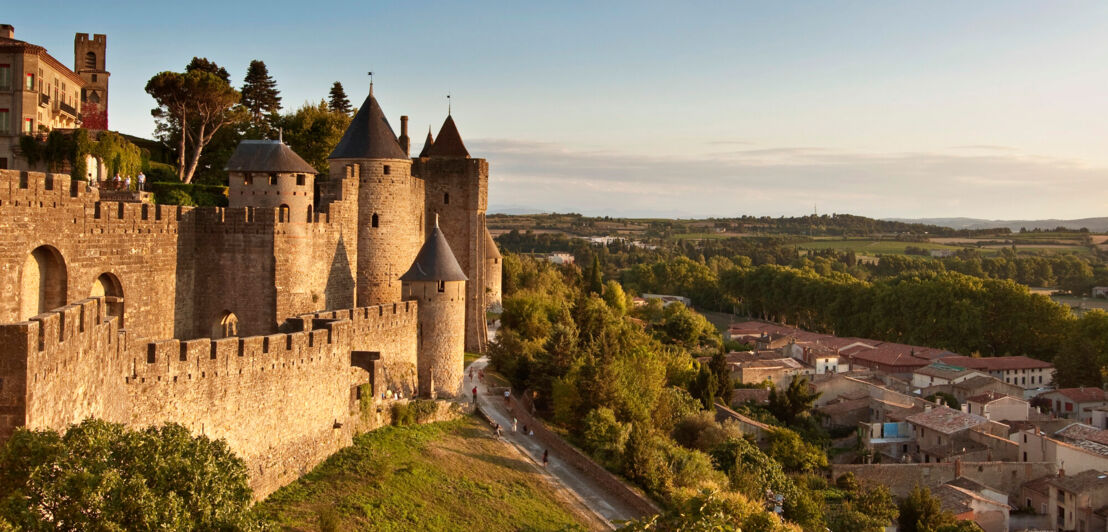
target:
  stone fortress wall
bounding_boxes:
[0,89,501,497]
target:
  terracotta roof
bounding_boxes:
[1055,423,1108,447]
[847,344,932,369]
[1045,387,1108,404]
[329,91,407,160]
[939,355,1053,371]
[0,36,85,86]
[914,363,979,381]
[1021,474,1054,496]
[952,375,1008,393]
[1046,469,1108,494]
[399,220,468,282]
[730,388,770,405]
[906,406,987,435]
[225,140,317,174]
[417,127,434,157]
[965,391,1023,405]
[425,115,469,158]
[743,358,807,370]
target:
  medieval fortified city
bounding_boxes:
[3,5,1108,532]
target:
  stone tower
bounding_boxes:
[225,139,317,221]
[413,114,497,353]
[328,89,423,306]
[74,33,109,130]
[401,216,467,398]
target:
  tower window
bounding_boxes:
[85,51,96,70]
[383,165,390,175]
[371,213,379,228]
[92,74,98,82]
[243,174,253,186]
[269,173,277,185]
[296,174,305,186]
[437,281,445,293]
[444,192,450,204]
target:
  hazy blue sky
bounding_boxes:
[9,1,1108,219]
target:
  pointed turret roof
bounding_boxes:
[425,115,470,158]
[400,217,468,282]
[328,91,407,160]
[484,227,502,260]
[418,127,435,158]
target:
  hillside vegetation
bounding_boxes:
[255,416,598,531]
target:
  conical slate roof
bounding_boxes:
[484,227,501,260]
[328,92,407,160]
[425,115,469,158]
[400,218,468,282]
[225,140,317,174]
[417,128,434,157]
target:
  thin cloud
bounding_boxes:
[472,139,1108,219]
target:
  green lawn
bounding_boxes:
[254,416,595,531]
[464,352,482,369]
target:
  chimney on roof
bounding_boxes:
[0,24,13,39]
[399,115,410,156]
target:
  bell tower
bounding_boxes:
[74,33,109,130]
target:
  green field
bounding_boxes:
[255,416,595,531]
[798,239,964,254]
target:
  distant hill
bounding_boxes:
[488,204,550,215]
[885,217,1108,232]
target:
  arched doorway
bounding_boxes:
[214,311,238,338]
[90,272,124,327]
[20,246,67,320]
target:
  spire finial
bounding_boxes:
[278,127,283,143]
[447,93,451,115]
[368,71,374,94]
[435,212,439,228]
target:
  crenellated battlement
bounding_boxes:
[0,169,92,206]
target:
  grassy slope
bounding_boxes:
[255,416,595,532]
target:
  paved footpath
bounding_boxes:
[462,357,643,529]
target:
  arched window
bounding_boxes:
[88,91,100,104]
[279,204,290,222]
[20,246,67,319]
[84,51,96,69]
[90,272,124,327]
[214,311,238,338]
[371,213,379,228]
[444,192,450,205]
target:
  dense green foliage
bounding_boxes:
[328,81,352,114]
[150,182,229,206]
[494,254,909,530]
[897,486,983,532]
[0,419,257,530]
[276,100,354,177]
[18,130,144,180]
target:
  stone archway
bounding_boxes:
[91,272,124,327]
[214,311,239,338]
[20,245,67,319]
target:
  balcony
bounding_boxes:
[39,92,50,107]
[58,101,77,118]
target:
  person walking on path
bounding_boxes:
[542,449,549,468]
[512,418,518,433]
[472,386,477,405]
[137,172,146,191]
[504,389,511,406]
[495,424,503,440]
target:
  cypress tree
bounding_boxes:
[241,60,282,127]
[329,81,352,114]
[587,255,604,295]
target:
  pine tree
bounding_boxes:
[328,81,352,114]
[240,60,282,128]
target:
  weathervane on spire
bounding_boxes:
[368,71,374,93]
[447,93,451,115]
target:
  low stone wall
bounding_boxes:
[832,461,1057,499]
[498,393,660,518]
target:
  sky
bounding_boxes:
[8,1,1108,219]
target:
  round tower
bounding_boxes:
[328,88,423,306]
[226,139,317,222]
[401,216,467,398]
